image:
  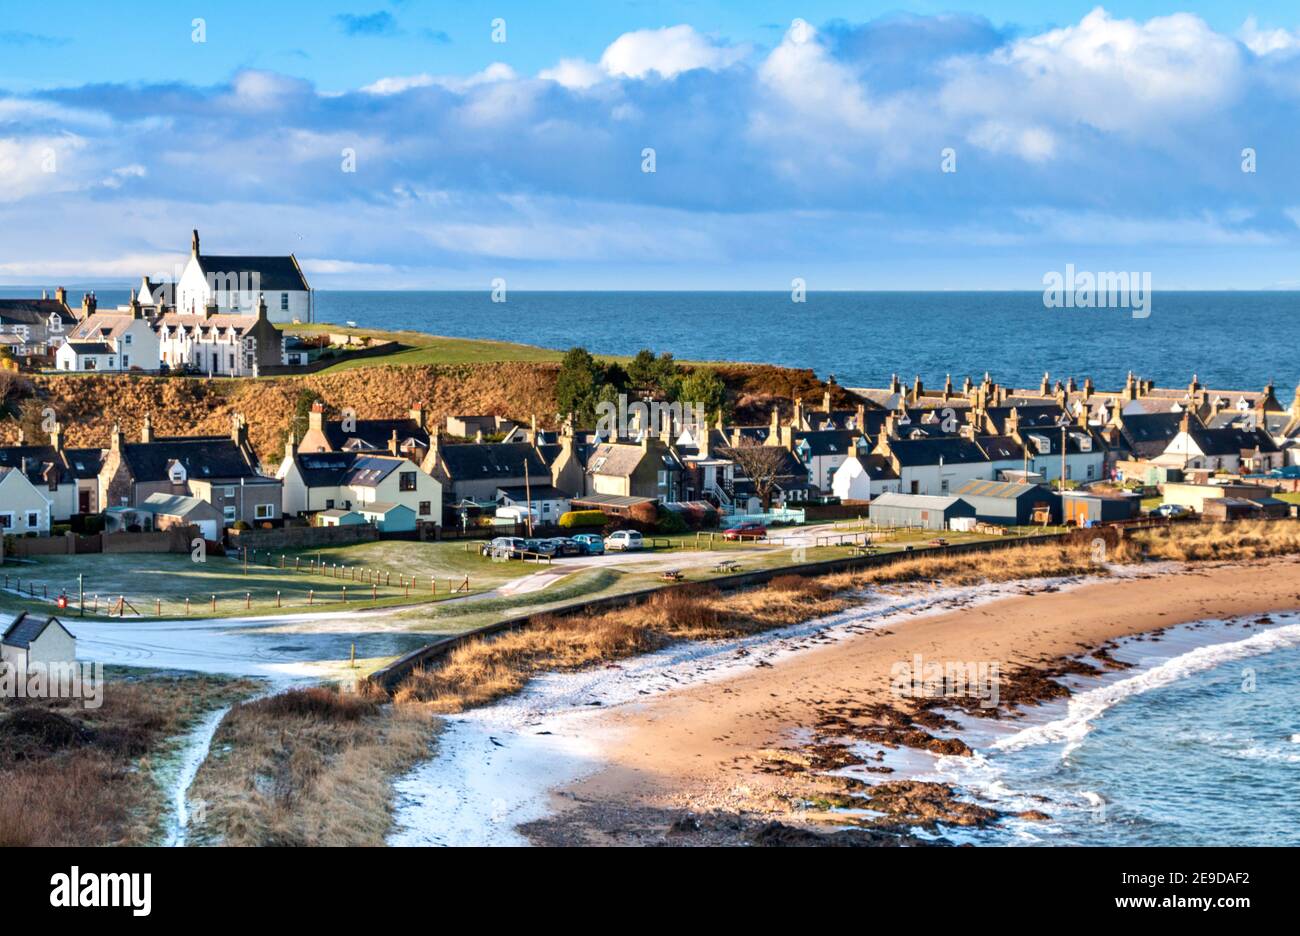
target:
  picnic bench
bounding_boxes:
[850,544,878,557]
[712,560,741,574]
[660,569,685,583]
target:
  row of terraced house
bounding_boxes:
[3,370,1299,543]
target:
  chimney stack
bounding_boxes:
[912,375,923,402]
[389,429,400,456]
[408,404,425,430]
[141,413,154,444]
[191,229,201,257]
[309,402,325,433]
[55,286,67,307]
[854,402,865,432]
[231,413,248,448]
[50,421,63,452]
[285,430,297,460]
[110,423,123,453]
[1040,372,1050,396]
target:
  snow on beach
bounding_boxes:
[387,572,1100,846]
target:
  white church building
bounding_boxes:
[174,230,312,324]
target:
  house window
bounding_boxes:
[26,511,40,528]
[325,499,335,510]
[223,506,237,522]
[224,486,236,497]
[122,355,130,368]
[940,479,949,494]
[0,513,11,529]
[399,471,417,492]
[255,504,274,520]
[1086,464,1095,479]
[281,293,289,311]
[418,501,431,516]
[124,334,132,345]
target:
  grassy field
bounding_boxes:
[285,325,562,372]
[4,539,538,620]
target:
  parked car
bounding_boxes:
[547,537,583,557]
[482,536,528,558]
[1152,504,1194,519]
[571,533,605,555]
[524,538,560,557]
[722,521,767,541]
[606,530,644,551]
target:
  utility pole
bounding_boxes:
[523,457,534,537]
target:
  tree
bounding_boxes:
[290,388,322,442]
[677,368,727,423]
[726,438,791,510]
[627,348,681,399]
[556,346,603,424]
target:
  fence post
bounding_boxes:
[276,591,281,608]
[342,586,348,603]
[211,594,216,612]
[185,597,191,615]
[308,589,314,606]
[156,598,161,616]
[372,583,377,601]
[245,592,251,610]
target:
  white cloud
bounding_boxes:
[1239,16,1300,57]
[599,25,746,79]
[538,58,607,90]
[362,63,516,95]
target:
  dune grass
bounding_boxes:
[186,685,434,847]
[0,671,259,846]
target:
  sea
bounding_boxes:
[7,288,1299,393]
[881,614,1300,847]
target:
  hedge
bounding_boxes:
[558,510,607,529]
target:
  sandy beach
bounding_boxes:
[517,556,1300,844]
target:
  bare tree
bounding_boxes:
[725,438,792,510]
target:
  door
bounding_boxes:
[79,489,91,514]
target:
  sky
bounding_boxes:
[2,2,1300,290]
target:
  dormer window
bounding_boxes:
[167,460,187,484]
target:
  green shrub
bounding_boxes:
[655,507,689,535]
[51,525,71,536]
[232,521,251,532]
[558,510,606,529]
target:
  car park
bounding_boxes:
[606,530,644,551]
[571,533,605,555]
[547,537,583,557]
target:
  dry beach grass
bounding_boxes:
[0,673,258,846]
[187,686,433,847]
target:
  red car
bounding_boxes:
[722,521,767,541]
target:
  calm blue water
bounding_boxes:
[11,288,1298,392]
[915,615,1300,846]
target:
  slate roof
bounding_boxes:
[977,435,1025,462]
[794,430,862,457]
[0,445,103,484]
[196,255,309,292]
[122,437,259,483]
[1188,426,1279,456]
[324,418,429,452]
[859,453,899,480]
[0,298,76,327]
[1119,412,1187,459]
[65,341,115,355]
[1,612,69,650]
[437,442,549,481]
[886,436,989,466]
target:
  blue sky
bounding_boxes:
[2,2,1300,289]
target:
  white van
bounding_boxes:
[605,530,644,551]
